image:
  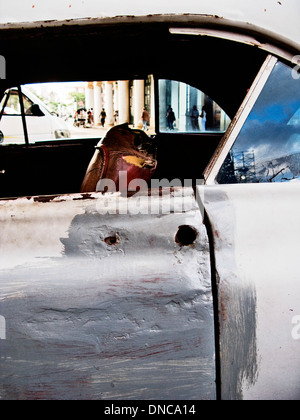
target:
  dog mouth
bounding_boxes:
[122,155,157,169]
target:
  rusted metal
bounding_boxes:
[0,6,299,400]
[0,187,216,400]
[0,13,299,58]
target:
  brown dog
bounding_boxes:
[80,123,157,193]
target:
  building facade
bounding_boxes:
[85,76,230,133]
[85,77,155,131]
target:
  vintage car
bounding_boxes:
[0,2,299,400]
[0,86,71,143]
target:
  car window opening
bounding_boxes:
[0,77,232,199]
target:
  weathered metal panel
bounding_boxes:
[1,1,300,46]
[202,183,300,400]
[0,188,216,400]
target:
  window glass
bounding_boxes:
[0,90,25,144]
[158,80,231,133]
[217,61,300,183]
[4,90,22,114]
[2,90,36,116]
[0,78,156,145]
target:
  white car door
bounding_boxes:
[0,54,299,401]
[0,188,216,400]
[203,55,300,400]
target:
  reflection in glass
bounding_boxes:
[217,61,300,183]
[159,80,231,133]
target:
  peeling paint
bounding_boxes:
[0,187,216,400]
[202,186,258,400]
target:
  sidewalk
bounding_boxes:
[68,121,156,139]
[68,122,107,139]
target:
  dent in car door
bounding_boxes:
[0,188,216,400]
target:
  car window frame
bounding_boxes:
[0,85,29,146]
[17,85,29,145]
[2,89,34,116]
[203,54,278,185]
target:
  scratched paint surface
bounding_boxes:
[0,188,216,400]
[203,182,300,400]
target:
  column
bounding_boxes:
[133,79,144,129]
[93,81,102,125]
[105,81,114,126]
[85,81,94,111]
[113,82,119,124]
[179,82,187,132]
[150,75,155,131]
[158,79,167,131]
[118,80,130,124]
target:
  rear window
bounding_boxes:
[158,79,231,134]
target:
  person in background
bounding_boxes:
[200,106,207,131]
[100,108,106,127]
[141,107,150,131]
[191,105,200,131]
[166,106,176,130]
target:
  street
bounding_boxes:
[66,119,107,139]
[66,119,156,139]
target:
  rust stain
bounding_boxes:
[220,284,230,322]
[140,277,164,283]
[214,229,220,239]
[104,234,120,246]
[32,193,96,203]
[33,195,61,203]
[73,193,95,201]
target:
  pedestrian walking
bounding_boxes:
[141,107,150,131]
[191,105,200,131]
[100,108,106,127]
[166,106,176,130]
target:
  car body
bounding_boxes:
[0,86,70,143]
[0,1,299,400]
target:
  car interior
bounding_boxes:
[0,20,271,199]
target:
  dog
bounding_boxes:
[80,123,157,193]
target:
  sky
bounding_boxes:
[0,0,299,44]
[232,61,300,166]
